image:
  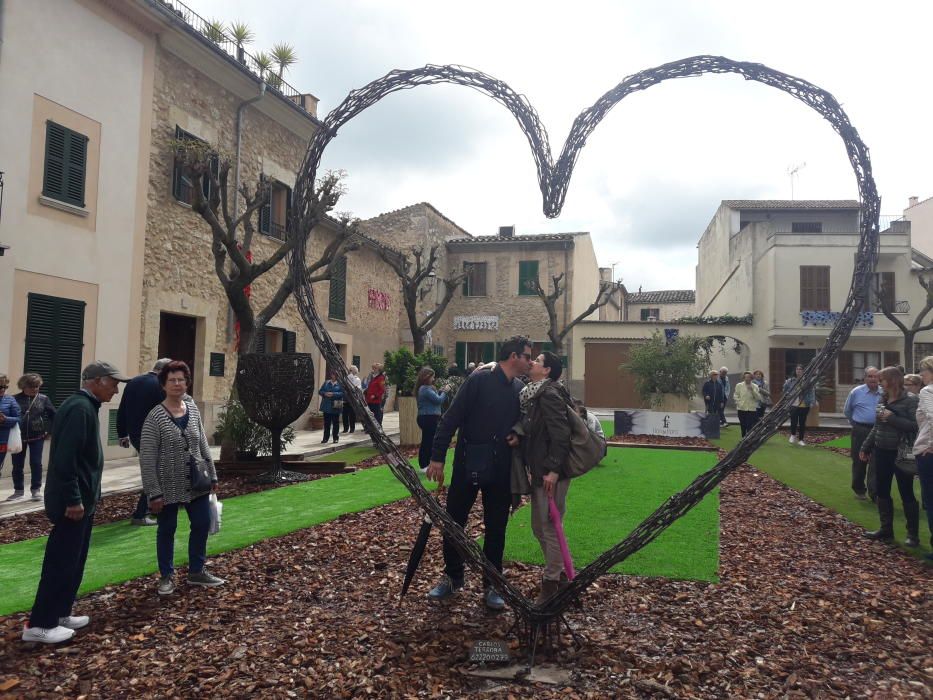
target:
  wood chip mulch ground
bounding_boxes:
[0,447,420,546]
[1,456,930,698]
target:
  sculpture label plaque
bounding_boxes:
[469,639,510,664]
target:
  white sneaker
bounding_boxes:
[58,615,90,630]
[797,439,807,446]
[788,435,797,444]
[31,489,42,501]
[22,625,75,644]
[4,491,24,502]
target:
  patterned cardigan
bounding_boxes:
[139,398,216,505]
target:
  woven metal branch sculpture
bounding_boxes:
[288,56,879,636]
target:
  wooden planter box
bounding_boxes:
[398,395,420,446]
[307,414,325,430]
[214,458,351,477]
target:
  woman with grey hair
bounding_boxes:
[8,373,56,501]
[140,361,222,595]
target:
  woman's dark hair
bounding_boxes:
[540,351,563,381]
[795,364,805,371]
[498,335,531,361]
[158,360,191,388]
[416,366,435,388]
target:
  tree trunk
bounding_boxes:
[904,331,916,372]
[411,330,426,355]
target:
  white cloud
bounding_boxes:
[188,0,933,288]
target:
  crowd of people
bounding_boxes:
[14,344,933,645]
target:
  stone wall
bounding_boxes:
[143,47,400,433]
[358,203,473,356]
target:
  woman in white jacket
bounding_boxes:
[913,356,933,560]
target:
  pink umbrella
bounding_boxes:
[548,495,575,581]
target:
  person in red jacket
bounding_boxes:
[364,363,387,426]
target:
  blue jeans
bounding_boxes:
[156,494,211,578]
[917,452,933,538]
[12,439,45,491]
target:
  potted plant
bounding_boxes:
[307,409,325,431]
[807,376,834,428]
[624,331,709,410]
[217,398,296,461]
[384,347,448,445]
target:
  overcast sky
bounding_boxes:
[189,0,933,292]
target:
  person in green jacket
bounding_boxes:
[22,361,128,645]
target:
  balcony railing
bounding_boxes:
[867,299,910,314]
[150,0,311,111]
[801,310,874,327]
[264,221,289,242]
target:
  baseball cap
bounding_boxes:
[82,361,130,382]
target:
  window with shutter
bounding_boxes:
[838,351,854,384]
[455,342,466,370]
[518,260,539,295]
[43,121,88,207]
[283,330,297,353]
[328,256,347,320]
[24,293,85,407]
[462,262,486,296]
[107,410,119,446]
[883,351,900,368]
[800,266,830,311]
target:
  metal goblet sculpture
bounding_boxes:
[235,352,316,483]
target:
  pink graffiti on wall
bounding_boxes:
[368,288,390,311]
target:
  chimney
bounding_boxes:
[909,196,919,208]
[498,225,515,238]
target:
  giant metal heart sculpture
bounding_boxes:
[286,56,880,634]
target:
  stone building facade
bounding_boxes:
[138,1,401,431]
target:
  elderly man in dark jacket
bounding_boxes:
[22,362,128,644]
[425,336,532,610]
[116,358,170,525]
[702,371,725,416]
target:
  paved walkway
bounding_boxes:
[0,412,400,520]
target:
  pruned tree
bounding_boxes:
[529,273,617,354]
[378,244,467,354]
[875,270,933,370]
[172,140,360,354]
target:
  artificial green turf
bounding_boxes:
[0,459,445,616]
[502,448,720,581]
[713,430,930,559]
[600,419,614,437]
[820,435,852,449]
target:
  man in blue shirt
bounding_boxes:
[843,366,881,500]
[425,336,531,611]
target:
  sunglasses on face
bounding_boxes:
[519,353,532,360]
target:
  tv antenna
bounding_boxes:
[787,161,806,200]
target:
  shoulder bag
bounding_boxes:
[896,431,918,476]
[161,405,213,492]
[564,404,606,478]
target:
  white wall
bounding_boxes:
[0,0,149,455]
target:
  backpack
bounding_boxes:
[564,403,607,478]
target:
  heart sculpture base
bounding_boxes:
[287,55,880,651]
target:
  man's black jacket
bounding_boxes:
[431,364,523,473]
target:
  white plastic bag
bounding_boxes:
[208,493,223,536]
[7,424,23,455]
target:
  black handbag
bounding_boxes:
[162,406,213,492]
[896,432,918,476]
[463,440,498,487]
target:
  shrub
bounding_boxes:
[216,398,296,456]
[383,348,448,396]
[624,331,710,406]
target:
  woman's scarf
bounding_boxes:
[519,378,548,414]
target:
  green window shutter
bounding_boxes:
[455,342,466,369]
[254,328,267,354]
[43,122,87,207]
[518,260,539,295]
[107,410,119,446]
[482,342,495,362]
[283,330,297,353]
[352,355,361,370]
[328,256,347,320]
[541,341,553,352]
[24,293,85,407]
